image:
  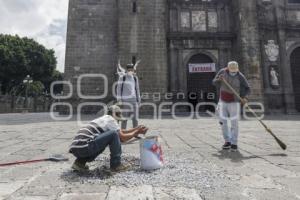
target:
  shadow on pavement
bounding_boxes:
[60,155,142,182]
[212,150,289,163]
[61,166,114,182]
[267,153,288,157]
[212,150,258,163]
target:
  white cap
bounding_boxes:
[228,61,239,73]
[108,105,126,121]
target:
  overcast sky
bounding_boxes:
[0,0,69,72]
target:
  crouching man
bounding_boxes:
[69,105,148,172]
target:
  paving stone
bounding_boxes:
[0,166,42,182]
[64,184,109,194]
[106,185,154,200]
[6,195,57,200]
[242,188,299,200]
[0,181,25,199]
[59,193,106,200]
[238,174,282,190]
[274,177,300,198]
[27,171,68,190]
[154,187,203,200]
[16,186,64,197]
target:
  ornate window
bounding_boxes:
[180,10,218,32]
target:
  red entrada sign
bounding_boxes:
[188,63,216,73]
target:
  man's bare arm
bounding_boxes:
[121,125,145,134]
[119,127,148,143]
[119,129,139,143]
[121,128,138,134]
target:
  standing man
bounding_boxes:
[69,105,148,172]
[116,63,141,129]
[213,61,251,151]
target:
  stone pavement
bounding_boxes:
[0,113,300,200]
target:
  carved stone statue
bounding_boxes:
[270,67,280,88]
[265,40,279,62]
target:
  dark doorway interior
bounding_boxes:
[290,47,300,112]
[187,54,217,113]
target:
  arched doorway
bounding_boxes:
[187,53,217,112]
[290,47,300,112]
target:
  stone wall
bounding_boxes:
[117,0,168,94]
[64,0,168,114]
[234,0,264,103]
[64,0,119,101]
[256,0,300,113]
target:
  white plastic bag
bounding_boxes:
[140,136,163,170]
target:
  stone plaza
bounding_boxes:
[0,113,300,200]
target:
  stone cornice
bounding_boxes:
[167,31,236,40]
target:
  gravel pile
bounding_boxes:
[61,151,230,195]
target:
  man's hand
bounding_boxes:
[136,125,144,129]
[217,74,224,81]
[136,125,146,130]
[132,126,142,137]
[139,127,148,135]
[241,98,248,105]
[135,125,148,136]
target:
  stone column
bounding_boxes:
[178,49,186,94]
[236,0,264,102]
[274,0,296,113]
[219,48,228,69]
[169,44,179,93]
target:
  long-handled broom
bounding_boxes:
[0,154,69,167]
[221,78,287,150]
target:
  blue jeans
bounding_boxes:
[71,130,122,168]
[218,101,241,145]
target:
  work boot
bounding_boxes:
[110,162,131,173]
[222,142,231,150]
[230,144,238,152]
[71,159,89,172]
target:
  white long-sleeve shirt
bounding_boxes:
[116,74,141,103]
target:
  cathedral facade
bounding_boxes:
[64,0,300,113]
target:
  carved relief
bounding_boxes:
[265,40,279,62]
[181,12,190,28]
[257,3,275,24]
[208,11,218,28]
[192,11,206,31]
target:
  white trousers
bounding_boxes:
[217,101,241,145]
